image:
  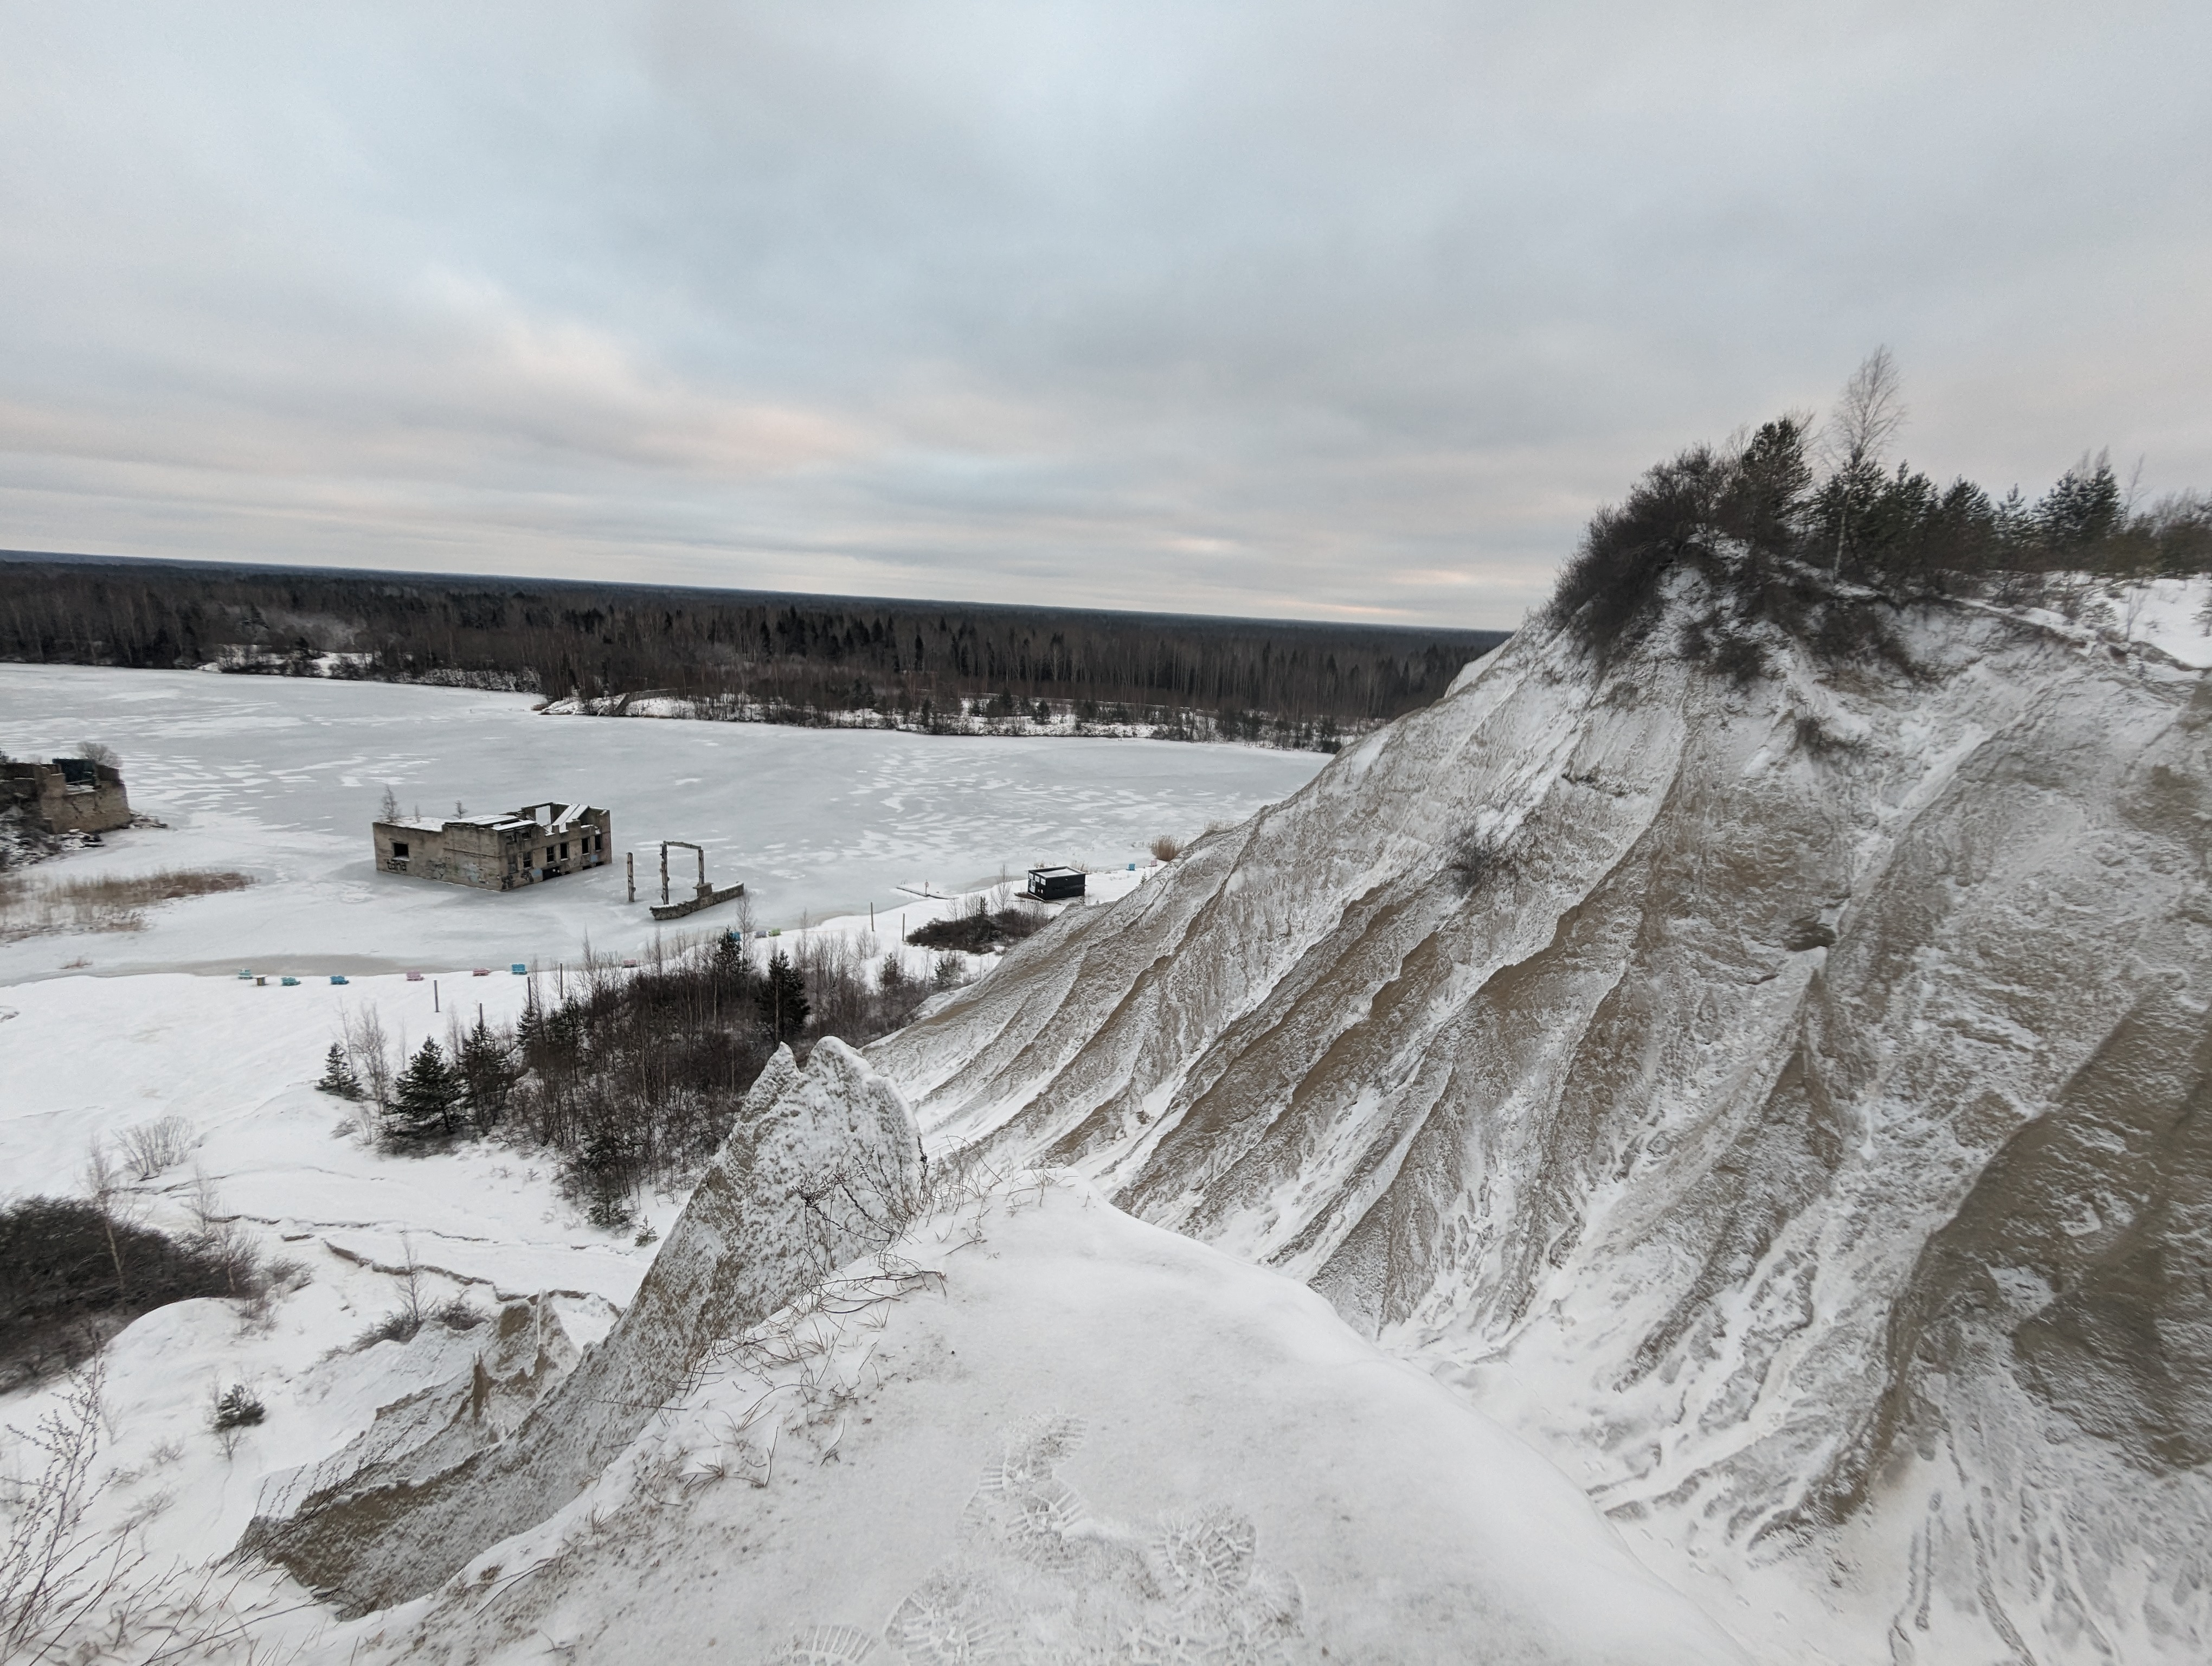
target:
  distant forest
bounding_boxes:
[0,555,1506,749]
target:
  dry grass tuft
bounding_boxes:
[0,868,253,942]
[1148,834,1182,863]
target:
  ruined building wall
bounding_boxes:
[373,806,613,892]
[2,760,131,834]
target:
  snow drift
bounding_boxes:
[870,586,2212,1662]
[246,1039,923,1612]
[359,1176,1747,1666]
[244,1048,1746,1663]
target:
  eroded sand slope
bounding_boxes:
[872,594,2212,1662]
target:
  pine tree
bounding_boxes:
[390,1038,461,1140]
[578,1123,636,1230]
[756,951,809,1044]
[456,1015,515,1133]
[712,929,747,984]
[2037,452,2123,553]
[316,1042,362,1100]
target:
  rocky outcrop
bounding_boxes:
[871,592,2212,1662]
[244,1040,923,1613]
[247,1296,582,1536]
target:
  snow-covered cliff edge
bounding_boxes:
[871,589,2212,1662]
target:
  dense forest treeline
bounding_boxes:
[0,554,1505,744]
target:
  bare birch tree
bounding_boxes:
[1823,347,1907,573]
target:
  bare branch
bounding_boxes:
[1824,345,1907,476]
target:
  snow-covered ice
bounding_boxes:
[0,664,1323,981]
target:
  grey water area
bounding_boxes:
[0,663,1328,981]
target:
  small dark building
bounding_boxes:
[1026,865,1086,902]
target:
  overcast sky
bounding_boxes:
[2,3,2207,629]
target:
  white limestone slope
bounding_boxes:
[870,590,2212,1663]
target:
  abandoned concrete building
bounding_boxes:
[372,800,613,892]
[2,757,132,835]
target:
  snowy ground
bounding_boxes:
[0,667,1361,1661]
[0,663,1212,1553]
[0,962,626,1660]
[2005,571,2212,667]
[0,915,1733,1661]
[0,664,1321,982]
[0,659,1767,1659]
[358,1176,1747,1666]
[0,890,1748,1662]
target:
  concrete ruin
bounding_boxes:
[2,757,132,835]
[635,840,746,920]
[372,800,612,892]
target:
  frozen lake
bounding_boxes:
[0,664,1327,981]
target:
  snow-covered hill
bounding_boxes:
[269,1045,1746,1665]
[870,581,2212,1663]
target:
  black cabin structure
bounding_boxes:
[1026,866,1086,902]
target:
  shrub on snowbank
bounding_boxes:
[332,928,967,1228]
[904,897,1045,955]
[0,1197,256,1389]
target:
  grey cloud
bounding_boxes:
[3,1,2208,626]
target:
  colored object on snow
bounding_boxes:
[330,975,348,985]
[511,963,527,974]
[280,976,300,986]
[472,967,491,976]
[405,970,424,982]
